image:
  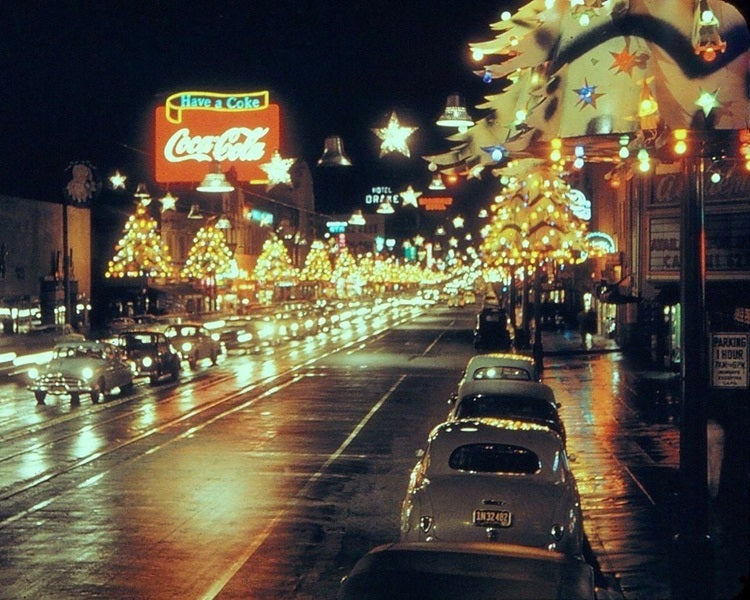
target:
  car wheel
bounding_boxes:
[34,390,47,405]
[70,393,80,405]
[120,380,134,395]
[149,372,160,385]
[170,362,180,381]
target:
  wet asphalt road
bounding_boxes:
[0,304,746,599]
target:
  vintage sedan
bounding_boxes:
[164,322,220,368]
[28,337,133,405]
[457,352,541,386]
[338,541,595,600]
[115,330,181,384]
[473,306,515,351]
[448,379,566,444]
[400,418,583,556]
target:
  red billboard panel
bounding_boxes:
[154,90,280,184]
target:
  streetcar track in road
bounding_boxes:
[200,373,408,600]
[0,307,428,531]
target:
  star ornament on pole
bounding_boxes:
[399,185,422,207]
[373,112,418,157]
[260,150,295,187]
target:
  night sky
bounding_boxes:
[1,0,508,213]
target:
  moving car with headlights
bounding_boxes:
[338,541,595,600]
[27,337,133,405]
[164,322,220,368]
[458,352,541,386]
[400,418,583,556]
[115,330,181,384]
[448,379,566,444]
[473,306,515,351]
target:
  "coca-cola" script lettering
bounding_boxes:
[163,127,270,162]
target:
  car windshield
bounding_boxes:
[473,366,531,381]
[455,395,556,422]
[53,345,104,360]
[449,443,540,474]
[120,333,156,349]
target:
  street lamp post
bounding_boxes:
[672,147,712,598]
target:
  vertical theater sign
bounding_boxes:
[155,90,280,184]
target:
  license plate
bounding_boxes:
[473,509,512,527]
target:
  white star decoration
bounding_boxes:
[399,185,422,208]
[695,88,720,117]
[109,170,127,189]
[260,150,295,187]
[373,112,417,157]
[452,215,465,228]
[159,191,177,212]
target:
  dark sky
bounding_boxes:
[0,0,508,212]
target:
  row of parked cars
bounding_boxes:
[339,352,595,599]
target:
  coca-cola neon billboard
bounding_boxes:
[154,90,280,184]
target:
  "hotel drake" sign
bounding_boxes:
[154,90,280,184]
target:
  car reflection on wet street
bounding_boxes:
[0,303,746,599]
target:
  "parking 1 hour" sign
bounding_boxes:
[711,333,749,389]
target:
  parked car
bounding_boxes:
[457,352,542,387]
[27,337,133,405]
[448,379,566,444]
[473,306,515,351]
[164,322,221,368]
[338,541,595,600]
[400,418,583,556]
[115,330,181,384]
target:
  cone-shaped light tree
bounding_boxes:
[105,202,173,280]
[181,224,234,312]
[299,240,333,298]
[331,246,358,298]
[252,232,298,301]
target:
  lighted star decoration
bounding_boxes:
[695,87,721,117]
[413,235,425,246]
[159,192,178,212]
[573,78,604,109]
[399,185,422,207]
[448,237,459,248]
[372,112,417,158]
[260,150,295,186]
[452,215,465,228]
[109,170,127,189]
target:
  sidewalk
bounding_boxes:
[539,328,749,600]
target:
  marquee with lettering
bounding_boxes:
[647,210,750,281]
[154,90,281,184]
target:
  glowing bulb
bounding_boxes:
[674,140,687,155]
[472,48,484,61]
[619,146,630,159]
[579,13,590,26]
[710,172,721,183]
[550,149,562,162]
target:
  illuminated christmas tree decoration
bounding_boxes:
[260,149,295,187]
[695,88,720,117]
[300,240,333,287]
[372,112,417,157]
[109,171,127,189]
[251,233,298,287]
[105,202,173,279]
[399,185,422,207]
[181,225,233,281]
[609,45,647,76]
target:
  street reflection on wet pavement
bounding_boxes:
[543,330,748,600]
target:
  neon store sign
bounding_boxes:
[155,90,280,184]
